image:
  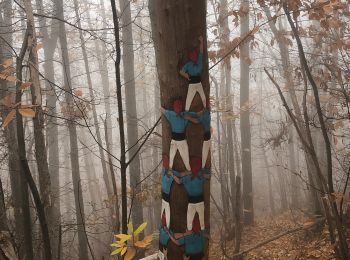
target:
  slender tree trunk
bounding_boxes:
[15,28,52,260]
[0,3,29,258]
[262,5,321,214]
[217,68,229,222]
[23,2,55,259]
[73,0,114,219]
[263,150,275,215]
[35,0,61,256]
[110,0,128,234]
[55,0,89,258]
[104,119,121,233]
[119,0,144,229]
[240,0,253,224]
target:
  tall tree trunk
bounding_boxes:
[55,0,89,258]
[240,0,253,224]
[23,2,55,259]
[262,5,322,214]
[219,0,236,218]
[0,3,29,258]
[119,0,144,228]
[15,26,52,260]
[262,149,275,215]
[218,66,229,220]
[110,0,128,234]
[149,1,210,258]
[73,0,114,222]
[35,0,61,256]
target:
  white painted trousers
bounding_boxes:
[169,139,191,171]
[185,82,206,111]
[187,201,205,231]
[161,199,171,228]
[202,139,211,167]
[157,250,165,260]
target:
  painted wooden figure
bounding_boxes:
[180,36,206,111]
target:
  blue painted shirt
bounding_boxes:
[198,110,211,133]
[181,171,204,197]
[164,110,197,133]
[159,226,171,247]
[182,53,203,77]
[177,232,206,255]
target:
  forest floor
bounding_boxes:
[209,212,350,260]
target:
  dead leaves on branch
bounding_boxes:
[1,106,36,128]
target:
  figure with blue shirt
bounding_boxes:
[160,154,189,229]
[173,214,209,260]
[180,36,206,111]
[158,210,174,260]
[160,98,198,171]
[173,157,211,231]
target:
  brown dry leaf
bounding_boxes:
[134,241,148,248]
[18,108,36,118]
[124,247,136,260]
[323,4,333,14]
[21,82,33,90]
[0,74,16,82]
[303,219,316,227]
[2,58,13,68]
[74,89,83,96]
[2,109,16,128]
[0,94,13,108]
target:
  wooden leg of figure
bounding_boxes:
[177,140,191,171]
[169,140,177,169]
[161,199,171,228]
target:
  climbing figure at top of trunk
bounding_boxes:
[160,98,198,171]
[180,36,206,111]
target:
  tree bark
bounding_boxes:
[55,0,89,258]
[119,0,144,229]
[149,1,210,258]
[240,0,253,224]
[35,0,61,257]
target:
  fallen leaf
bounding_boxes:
[18,108,35,118]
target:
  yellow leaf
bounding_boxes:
[115,234,132,240]
[111,247,123,255]
[124,247,136,260]
[133,222,147,235]
[111,242,124,248]
[21,82,32,90]
[18,108,35,118]
[142,234,153,244]
[2,58,13,68]
[2,109,16,128]
[121,247,127,256]
[127,223,134,233]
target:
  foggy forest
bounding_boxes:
[0,0,349,259]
